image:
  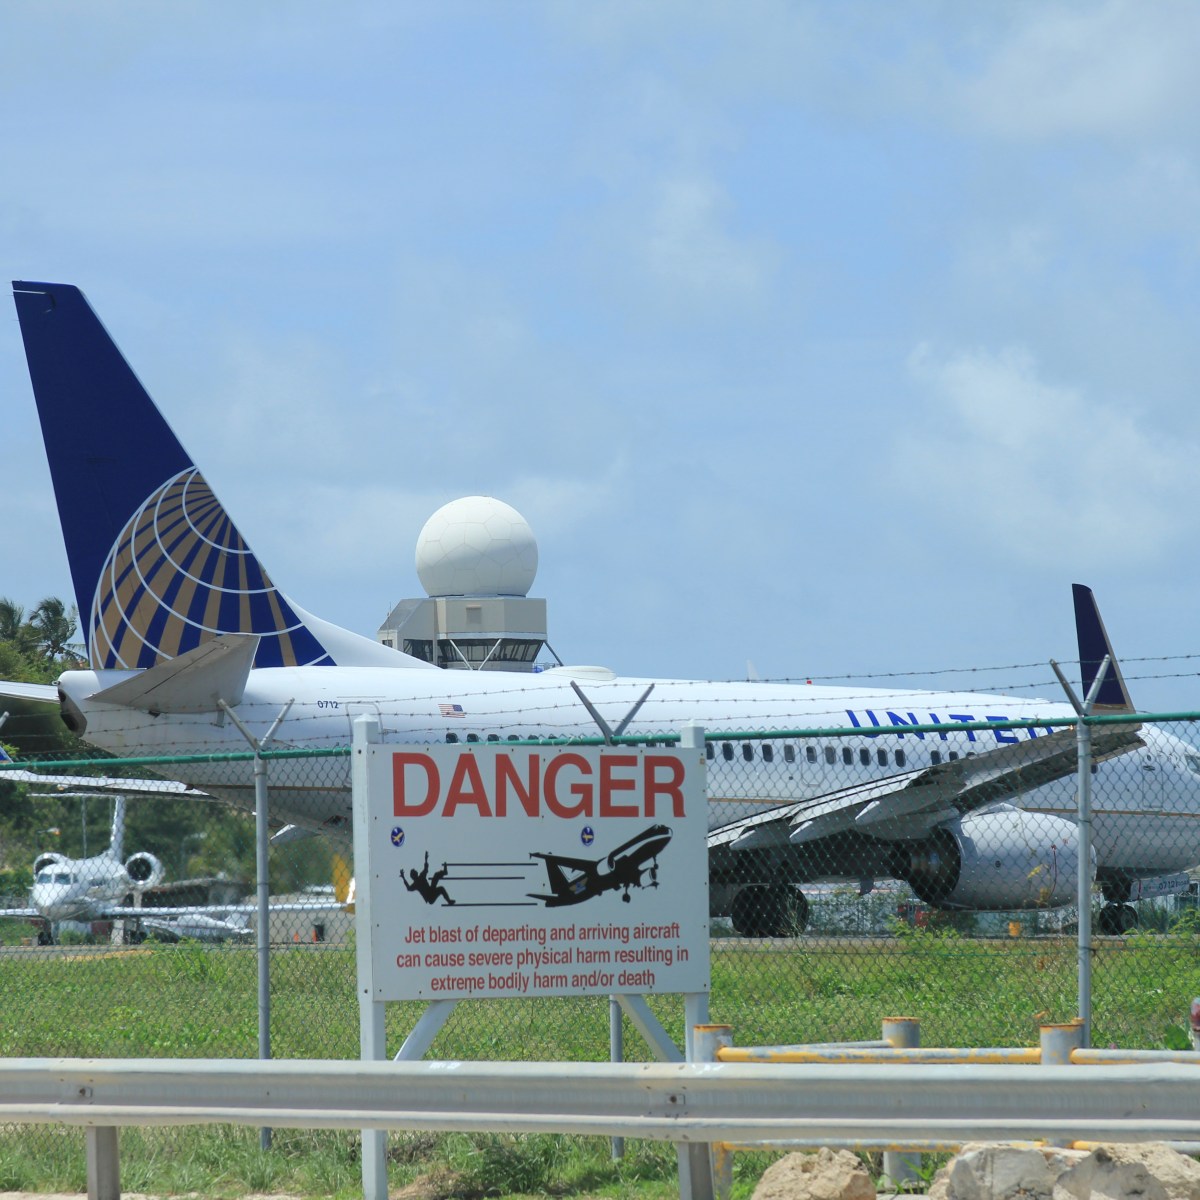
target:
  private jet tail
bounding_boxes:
[12,282,429,673]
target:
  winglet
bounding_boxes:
[1072,584,1135,714]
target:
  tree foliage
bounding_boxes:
[0,596,330,893]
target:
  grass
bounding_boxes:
[1,924,1198,1195]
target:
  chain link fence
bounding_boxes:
[2,704,1199,1182]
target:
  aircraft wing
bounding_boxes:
[0,766,210,799]
[709,718,1143,854]
[530,852,599,874]
[0,904,38,919]
[98,899,349,918]
[0,681,59,704]
[711,582,1143,857]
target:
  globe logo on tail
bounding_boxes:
[89,468,330,669]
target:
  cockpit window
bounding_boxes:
[1186,754,1200,776]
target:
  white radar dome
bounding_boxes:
[415,496,538,597]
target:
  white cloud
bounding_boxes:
[958,0,1200,142]
[896,344,1198,568]
[643,175,773,307]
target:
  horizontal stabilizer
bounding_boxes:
[92,634,259,714]
[0,681,59,705]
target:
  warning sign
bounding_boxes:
[357,744,708,1000]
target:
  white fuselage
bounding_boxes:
[58,664,1200,883]
[31,851,136,922]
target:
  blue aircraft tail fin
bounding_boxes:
[12,281,426,672]
[1072,584,1135,713]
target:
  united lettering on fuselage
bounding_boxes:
[844,710,1058,743]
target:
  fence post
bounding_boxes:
[694,1024,734,1200]
[1051,655,1107,1050]
[881,1017,921,1190]
[217,696,294,1151]
[1076,710,1094,1049]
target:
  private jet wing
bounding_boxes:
[708,716,1143,857]
[0,767,210,798]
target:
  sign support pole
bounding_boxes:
[352,715,388,1200]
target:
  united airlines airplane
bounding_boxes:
[4,281,1198,937]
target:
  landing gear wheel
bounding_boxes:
[730,885,809,938]
[1098,903,1139,935]
[36,928,53,947]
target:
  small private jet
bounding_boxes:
[0,750,342,944]
[0,790,243,944]
[4,280,1199,939]
[528,824,673,906]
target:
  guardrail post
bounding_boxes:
[694,1025,734,1200]
[85,1126,119,1200]
[1040,1020,1085,1065]
[1041,1020,1086,1149]
[881,1017,921,1190]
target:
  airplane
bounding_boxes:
[4,280,1198,941]
[529,824,673,906]
[1,792,221,944]
[0,747,343,944]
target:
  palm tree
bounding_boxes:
[29,597,84,663]
[0,597,38,656]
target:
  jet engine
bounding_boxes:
[33,852,68,877]
[124,852,165,890]
[902,806,1085,911]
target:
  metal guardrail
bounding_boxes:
[693,1019,1200,1198]
[6,1053,1200,1200]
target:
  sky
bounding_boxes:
[3,1,1200,712]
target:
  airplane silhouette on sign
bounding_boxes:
[528,824,672,907]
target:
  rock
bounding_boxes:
[752,1148,875,1200]
[1053,1144,1200,1200]
[939,1143,1089,1200]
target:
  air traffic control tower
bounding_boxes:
[376,496,561,672]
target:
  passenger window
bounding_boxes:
[445,732,459,744]
[705,743,715,761]
[742,744,754,762]
[722,743,734,762]
[896,749,906,767]
[948,750,959,761]
[842,747,853,766]
[825,746,836,765]
[807,746,817,764]
[762,744,774,763]
[486,733,500,742]
[783,744,795,763]
[859,748,870,766]
[466,733,480,743]
[930,750,941,765]
[877,749,888,766]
